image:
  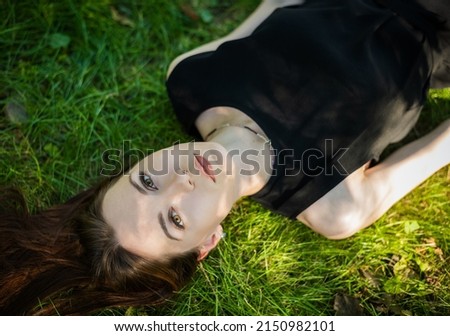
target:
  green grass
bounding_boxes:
[1,0,449,316]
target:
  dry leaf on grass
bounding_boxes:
[110,6,135,27]
[334,293,364,316]
[5,102,29,124]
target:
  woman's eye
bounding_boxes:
[170,208,184,230]
[139,173,158,191]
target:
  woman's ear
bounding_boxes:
[197,225,223,261]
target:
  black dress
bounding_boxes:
[166,0,450,219]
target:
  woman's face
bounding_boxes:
[102,141,235,260]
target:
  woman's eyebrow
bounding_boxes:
[158,213,181,241]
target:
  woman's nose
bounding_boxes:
[173,168,194,191]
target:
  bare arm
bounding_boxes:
[297,119,450,239]
[362,119,450,227]
[167,0,304,77]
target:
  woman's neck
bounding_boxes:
[195,106,268,139]
[195,107,273,197]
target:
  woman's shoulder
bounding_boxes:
[166,0,304,79]
[166,37,227,79]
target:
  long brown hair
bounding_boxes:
[0,177,199,315]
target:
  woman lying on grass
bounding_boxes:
[1,0,450,315]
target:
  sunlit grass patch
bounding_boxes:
[1,0,449,315]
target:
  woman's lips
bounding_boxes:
[194,155,216,183]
